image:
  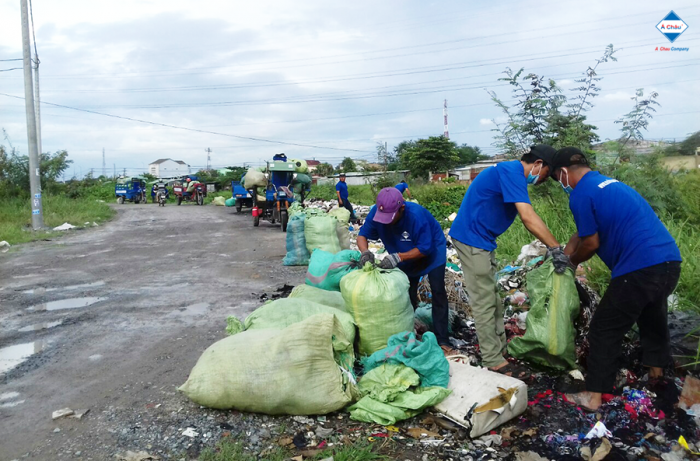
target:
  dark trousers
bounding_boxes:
[586,261,681,393]
[340,199,357,220]
[407,263,450,347]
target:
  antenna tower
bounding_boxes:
[443,99,449,139]
[102,148,106,177]
[206,148,212,170]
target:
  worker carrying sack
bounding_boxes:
[179,313,357,414]
[340,264,415,356]
[283,213,310,266]
[306,249,361,292]
[507,259,580,371]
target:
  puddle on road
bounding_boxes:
[0,341,47,374]
[23,281,105,295]
[0,391,20,401]
[27,297,107,311]
[0,400,25,408]
[17,320,63,333]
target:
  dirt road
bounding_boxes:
[0,203,305,460]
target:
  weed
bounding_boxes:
[199,437,388,461]
[0,195,115,245]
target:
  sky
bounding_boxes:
[0,0,698,178]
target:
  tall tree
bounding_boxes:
[339,157,357,172]
[315,162,334,176]
[456,144,487,166]
[402,136,459,179]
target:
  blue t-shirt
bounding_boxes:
[569,171,681,278]
[336,180,348,200]
[449,161,531,251]
[359,202,446,278]
[395,183,408,193]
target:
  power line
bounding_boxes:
[12,9,700,81]
[0,92,373,153]
[0,58,23,62]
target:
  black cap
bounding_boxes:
[551,147,589,171]
[339,173,346,177]
[528,144,557,166]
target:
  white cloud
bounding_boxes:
[1,0,698,176]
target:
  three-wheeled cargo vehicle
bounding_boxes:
[115,177,148,204]
[172,175,206,206]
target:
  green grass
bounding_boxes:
[199,437,388,461]
[0,195,115,245]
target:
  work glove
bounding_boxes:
[547,246,574,274]
[359,251,375,267]
[378,253,402,270]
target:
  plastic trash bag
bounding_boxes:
[179,313,357,414]
[224,197,236,207]
[306,249,361,291]
[283,214,310,266]
[212,196,226,206]
[340,264,415,356]
[507,259,580,370]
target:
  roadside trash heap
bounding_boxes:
[180,246,533,439]
[180,230,700,458]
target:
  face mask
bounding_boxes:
[558,169,573,194]
[527,163,542,185]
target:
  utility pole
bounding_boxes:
[20,0,43,230]
[102,148,106,178]
[123,168,126,177]
[113,163,116,179]
[205,147,212,171]
[384,141,388,171]
[443,99,449,139]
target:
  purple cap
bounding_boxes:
[373,187,405,224]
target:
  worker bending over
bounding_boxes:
[357,187,456,356]
[550,147,682,412]
[450,145,563,378]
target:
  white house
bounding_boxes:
[148,159,190,178]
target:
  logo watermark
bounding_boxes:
[656,11,688,43]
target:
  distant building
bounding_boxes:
[305,159,321,173]
[148,159,190,178]
[448,158,507,182]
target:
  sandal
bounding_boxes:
[489,362,531,381]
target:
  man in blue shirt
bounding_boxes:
[449,145,562,377]
[336,173,358,224]
[395,180,412,199]
[357,187,455,356]
[550,147,682,412]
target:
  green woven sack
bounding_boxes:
[306,249,361,292]
[340,264,415,356]
[288,285,347,312]
[283,214,310,266]
[507,259,580,371]
[179,313,357,414]
[244,298,356,345]
[348,364,451,425]
[305,216,341,254]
